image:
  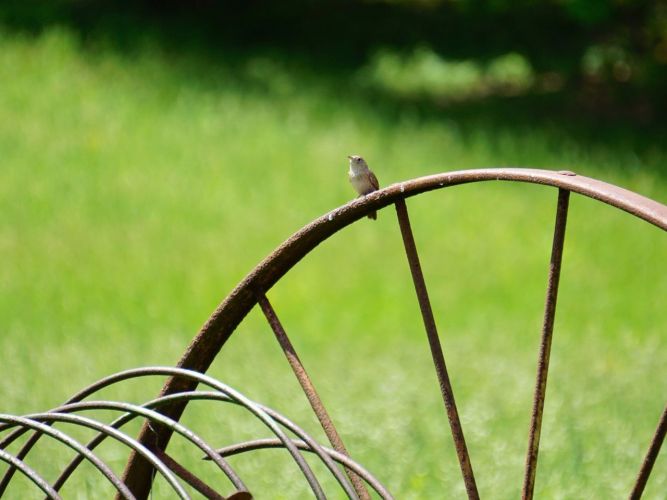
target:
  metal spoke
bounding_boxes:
[629,403,667,499]
[257,291,368,499]
[522,188,570,500]
[55,390,360,497]
[394,198,479,500]
[1,170,663,498]
[117,169,667,499]
[150,448,226,500]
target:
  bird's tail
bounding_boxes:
[367,211,377,220]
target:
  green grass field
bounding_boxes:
[1,27,666,498]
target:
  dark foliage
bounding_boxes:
[1,0,666,123]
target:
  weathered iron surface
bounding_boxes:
[522,189,570,499]
[0,414,136,499]
[629,403,667,499]
[119,168,667,498]
[150,448,226,500]
[2,169,664,498]
[0,367,389,498]
[395,198,479,499]
[0,448,60,499]
[257,292,368,499]
[214,438,393,499]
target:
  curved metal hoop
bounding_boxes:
[5,168,660,498]
[0,368,390,499]
[177,168,667,380]
[116,170,654,384]
[118,168,666,499]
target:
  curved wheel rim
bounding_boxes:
[178,167,667,377]
[121,167,667,498]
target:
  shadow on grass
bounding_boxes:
[1,1,666,178]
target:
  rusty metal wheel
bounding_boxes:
[3,168,664,498]
[121,168,666,499]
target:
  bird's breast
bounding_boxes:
[349,171,373,194]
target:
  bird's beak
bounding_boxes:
[347,155,352,160]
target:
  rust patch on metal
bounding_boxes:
[395,198,479,499]
[151,447,227,500]
[102,168,666,498]
[522,189,570,499]
[257,291,369,499]
[629,403,667,499]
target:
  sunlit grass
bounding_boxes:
[0,27,665,498]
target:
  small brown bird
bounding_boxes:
[348,155,380,220]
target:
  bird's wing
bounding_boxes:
[369,170,380,190]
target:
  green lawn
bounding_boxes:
[1,27,666,498]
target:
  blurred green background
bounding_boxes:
[1,1,666,498]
